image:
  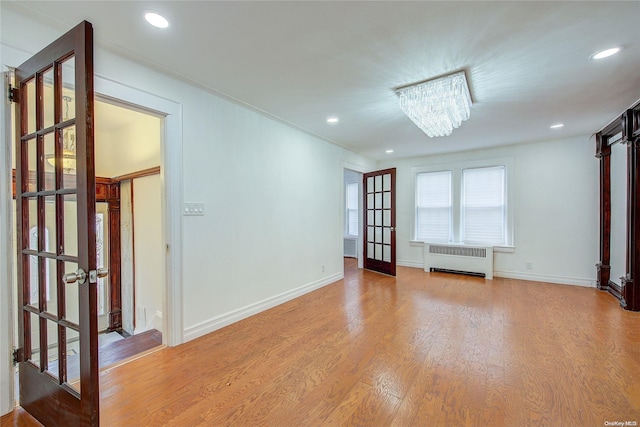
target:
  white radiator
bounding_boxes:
[344,237,357,258]
[423,243,494,279]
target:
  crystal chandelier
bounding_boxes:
[396,71,472,138]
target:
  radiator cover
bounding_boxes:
[344,237,357,258]
[424,243,494,279]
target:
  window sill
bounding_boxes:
[409,240,515,253]
[493,246,515,253]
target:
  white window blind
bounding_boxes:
[346,182,358,236]
[462,166,505,245]
[416,171,452,242]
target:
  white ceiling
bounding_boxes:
[7,1,640,160]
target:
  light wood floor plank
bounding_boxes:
[2,258,640,426]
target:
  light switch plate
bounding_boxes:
[184,202,205,216]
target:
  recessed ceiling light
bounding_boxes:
[326,117,339,123]
[145,12,169,29]
[550,123,564,129]
[385,149,394,154]
[591,47,621,60]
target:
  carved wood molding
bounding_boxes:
[624,136,640,310]
[596,101,640,311]
[12,166,160,200]
[112,166,160,182]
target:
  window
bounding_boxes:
[346,182,359,236]
[414,163,510,246]
[462,166,505,245]
[416,171,452,242]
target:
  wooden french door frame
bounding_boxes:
[96,177,122,331]
[363,168,396,276]
[15,21,99,425]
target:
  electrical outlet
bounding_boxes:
[526,262,533,270]
[184,202,205,216]
[322,264,325,272]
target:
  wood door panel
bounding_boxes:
[363,168,396,276]
[15,21,99,426]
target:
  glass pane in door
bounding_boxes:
[45,321,59,379]
[44,133,56,191]
[28,312,40,368]
[66,327,81,393]
[25,79,36,135]
[64,261,80,325]
[45,258,58,317]
[61,56,75,121]
[25,138,37,192]
[43,67,55,129]
[62,195,77,256]
[60,125,77,189]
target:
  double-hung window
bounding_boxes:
[414,163,510,246]
[462,166,505,245]
[415,171,452,243]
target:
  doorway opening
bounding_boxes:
[343,168,363,269]
[10,97,166,404]
[93,97,165,357]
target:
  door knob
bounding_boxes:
[63,269,87,285]
[63,268,108,285]
[89,268,109,283]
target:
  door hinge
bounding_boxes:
[8,84,18,103]
[12,348,22,366]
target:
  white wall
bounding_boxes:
[132,175,164,333]
[376,134,600,286]
[95,108,162,178]
[120,180,135,336]
[0,6,375,351]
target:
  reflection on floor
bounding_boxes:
[100,329,162,368]
[14,329,163,403]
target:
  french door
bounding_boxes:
[15,21,100,425]
[363,168,396,276]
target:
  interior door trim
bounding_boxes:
[0,71,17,417]
[94,81,184,347]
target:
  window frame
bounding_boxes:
[411,158,514,248]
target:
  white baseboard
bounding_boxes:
[397,259,424,269]
[184,272,343,342]
[493,270,596,287]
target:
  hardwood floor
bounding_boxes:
[3,259,640,426]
